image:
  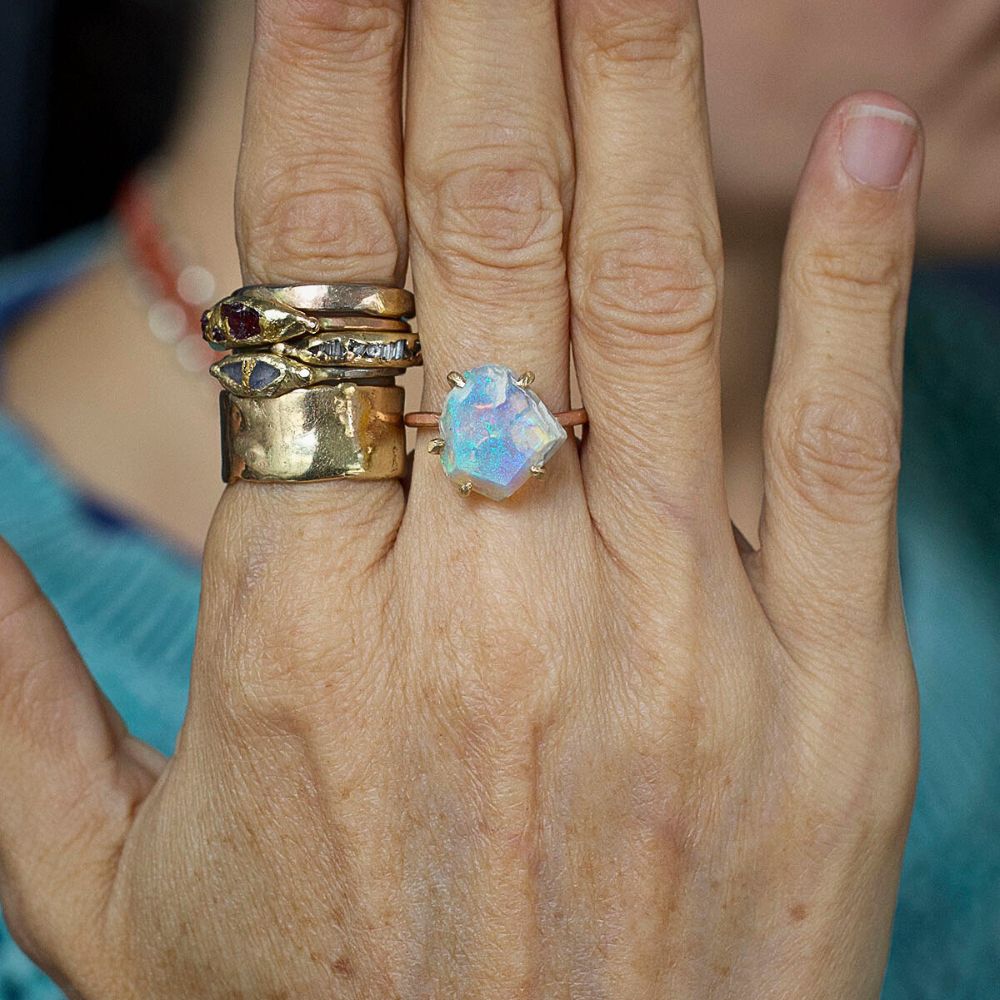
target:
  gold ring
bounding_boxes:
[264,283,415,318]
[202,286,416,351]
[404,364,587,501]
[272,329,421,369]
[210,352,403,398]
[220,383,406,483]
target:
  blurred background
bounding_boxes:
[0,0,197,255]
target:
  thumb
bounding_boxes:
[0,537,162,972]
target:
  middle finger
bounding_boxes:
[405,0,575,412]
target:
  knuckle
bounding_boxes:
[239,167,403,282]
[577,0,700,79]
[409,160,566,286]
[422,567,560,746]
[1,870,111,995]
[778,390,901,517]
[258,0,402,63]
[573,224,719,360]
[791,242,904,319]
[795,683,919,854]
[219,608,390,733]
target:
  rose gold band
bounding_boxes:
[404,408,588,429]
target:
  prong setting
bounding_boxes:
[437,364,567,501]
[516,370,535,388]
[428,438,446,455]
[447,371,467,388]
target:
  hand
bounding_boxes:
[0,1,921,996]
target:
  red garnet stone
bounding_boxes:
[221,302,261,341]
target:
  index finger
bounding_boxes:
[200,0,410,687]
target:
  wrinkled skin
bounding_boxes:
[0,1,921,997]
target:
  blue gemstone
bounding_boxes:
[221,360,244,383]
[248,360,280,389]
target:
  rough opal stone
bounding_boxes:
[440,364,567,500]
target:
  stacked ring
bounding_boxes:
[220,382,406,483]
[404,364,588,501]
[206,282,417,483]
[201,287,420,368]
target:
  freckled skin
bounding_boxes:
[0,1,924,997]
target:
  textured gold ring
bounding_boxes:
[220,383,405,483]
[202,287,416,352]
[272,329,421,369]
[265,283,415,318]
[210,352,403,398]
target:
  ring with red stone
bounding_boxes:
[200,284,415,353]
[404,365,588,501]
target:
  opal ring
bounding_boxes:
[404,364,587,501]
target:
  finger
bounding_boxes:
[560,0,728,563]
[404,0,574,408]
[231,0,409,525]
[239,0,407,287]
[758,93,923,655]
[0,539,159,969]
[202,1,410,666]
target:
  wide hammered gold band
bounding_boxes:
[220,383,406,483]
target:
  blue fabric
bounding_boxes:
[0,235,997,998]
[884,269,1000,999]
[0,233,199,1000]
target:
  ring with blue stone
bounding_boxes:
[210,350,405,398]
[404,364,588,501]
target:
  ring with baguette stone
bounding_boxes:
[220,383,405,483]
[404,364,588,501]
[272,329,421,368]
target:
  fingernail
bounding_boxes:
[840,105,918,189]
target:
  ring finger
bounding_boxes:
[561,0,729,571]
